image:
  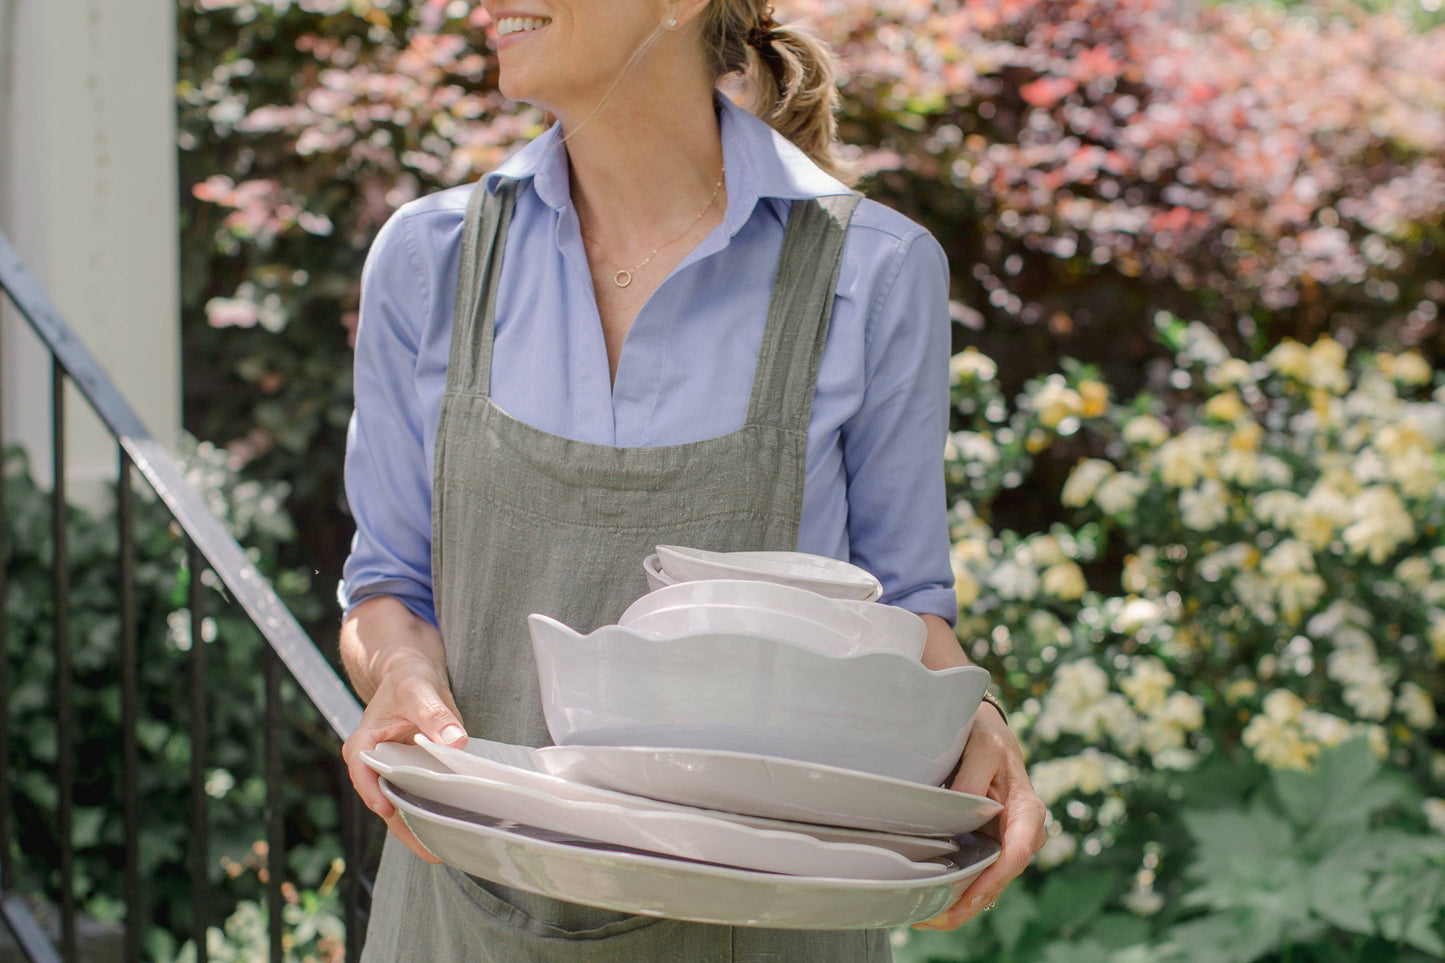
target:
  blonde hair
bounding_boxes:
[698,2,856,186]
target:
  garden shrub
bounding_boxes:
[896,323,1445,961]
[1,440,347,956]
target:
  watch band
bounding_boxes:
[979,691,1008,725]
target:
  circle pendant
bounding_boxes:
[614,270,633,288]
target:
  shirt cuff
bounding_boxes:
[883,585,958,626]
[339,578,438,626]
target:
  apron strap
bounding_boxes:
[744,193,862,430]
[448,177,517,397]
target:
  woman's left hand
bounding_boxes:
[913,702,1048,930]
[912,615,1048,930]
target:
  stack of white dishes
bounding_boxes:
[362,548,1001,929]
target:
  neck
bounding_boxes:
[556,73,725,254]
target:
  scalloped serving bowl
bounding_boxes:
[527,614,989,786]
[620,579,926,659]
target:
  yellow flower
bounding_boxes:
[1387,447,1438,500]
[1342,486,1415,564]
[1225,678,1259,704]
[1079,379,1110,417]
[1229,422,1265,452]
[1034,379,1084,429]
[1394,557,1433,591]
[1025,429,1052,454]
[1292,484,1352,550]
[1397,683,1437,729]
[1095,471,1148,514]
[1061,459,1116,508]
[1427,616,1445,660]
[1205,391,1249,423]
[1122,548,1164,596]
[1242,712,1317,770]
[1156,427,1224,488]
[1375,423,1429,459]
[1307,337,1350,394]
[1207,358,1255,388]
[1263,689,1307,724]
[1123,415,1170,448]
[949,348,997,385]
[1120,658,1175,713]
[1042,560,1087,600]
[1387,350,1433,386]
[1265,339,1311,380]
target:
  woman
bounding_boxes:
[339,0,1046,958]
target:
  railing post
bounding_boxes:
[119,449,142,963]
[0,287,12,896]
[188,543,208,963]
[52,358,77,963]
[344,785,364,963]
[264,648,284,962]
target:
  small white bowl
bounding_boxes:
[528,614,989,785]
[655,546,884,602]
[622,579,924,659]
[642,553,677,592]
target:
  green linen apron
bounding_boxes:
[361,178,893,962]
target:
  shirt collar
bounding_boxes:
[483,94,851,234]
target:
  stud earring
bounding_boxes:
[665,16,678,27]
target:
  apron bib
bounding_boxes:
[362,178,892,962]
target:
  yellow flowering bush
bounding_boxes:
[924,317,1445,960]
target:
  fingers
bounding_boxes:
[949,708,1011,799]
[410,683,467,747]
[918,708,1048,932]
[385,810,443,864]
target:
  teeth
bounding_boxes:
[497,16,551,37]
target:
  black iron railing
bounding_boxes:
[0,228,366,962]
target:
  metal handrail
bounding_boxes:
[0,230,362,740]
[0,227,365,961]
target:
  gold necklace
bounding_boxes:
[583,166,725,288]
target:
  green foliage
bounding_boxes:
[2,442,345,952]
[1160,739,1445,962]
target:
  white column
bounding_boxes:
[0,0,181,502]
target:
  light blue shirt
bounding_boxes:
[341,96,957,625]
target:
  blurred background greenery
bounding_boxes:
[4,0,1443,958]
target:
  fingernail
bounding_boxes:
[912,919,943,931]
[440,725,466,745]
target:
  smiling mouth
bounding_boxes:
[496,16,552,38]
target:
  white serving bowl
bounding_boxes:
[528,614,989,785]
[621,579,924,659]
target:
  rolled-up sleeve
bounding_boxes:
[339,209,439,625]
[842,229,957,623]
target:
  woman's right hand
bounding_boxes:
[339,597,467,863]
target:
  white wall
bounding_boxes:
[0,0,180,500]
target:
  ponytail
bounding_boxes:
[701,3,857,186]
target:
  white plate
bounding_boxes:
[384,782,1000,930]
[534,745,1003,837]
[362,743,945,880]
[655,546,884,601]
[413,734,958,861]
